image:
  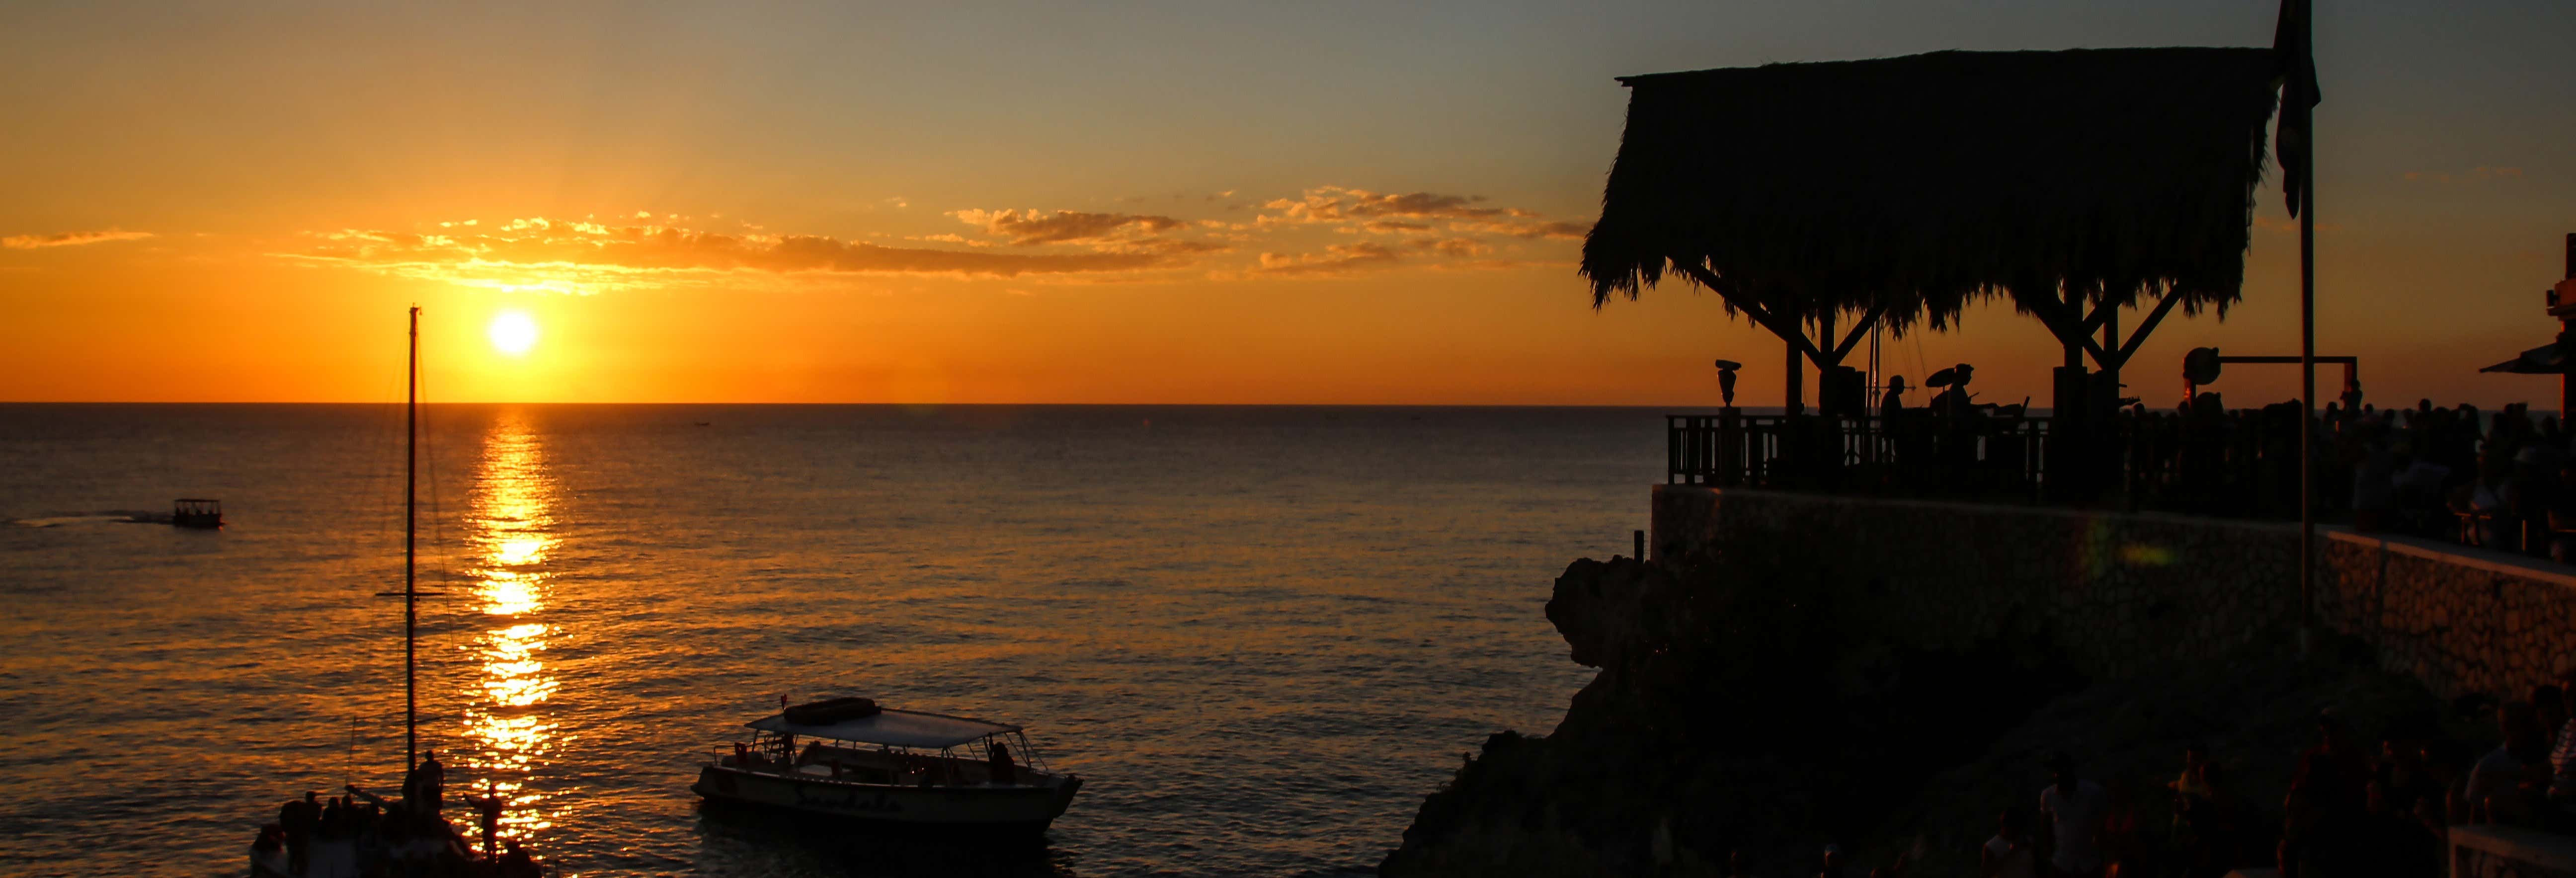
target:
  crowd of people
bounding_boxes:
[1757,380,2576,558]
[250,750,541,878]
[2335,401,2576,559]
[1919,675,2572,878]
[2120,393,2565,544]
[1679,664,2576,878]
[2117,394,2576,559]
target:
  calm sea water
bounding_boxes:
[0,404,1656,877]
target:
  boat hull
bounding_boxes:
[691,765,1080,829]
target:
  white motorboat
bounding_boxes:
[692,697,1082,832]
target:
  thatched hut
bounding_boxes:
[1583,47,2283,414]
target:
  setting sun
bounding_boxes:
[488,311,539,356]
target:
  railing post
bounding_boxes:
[1718,409,1743,487]
[1667,416,1683,484]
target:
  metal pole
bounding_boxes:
[2298,100,2317,658]
[406,305,419,770]
[2562,233,2574,419]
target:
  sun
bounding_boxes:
[488,311,539,356]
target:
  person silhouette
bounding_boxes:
[987,739,1018,785]
[474,782,502,860]
[1714,359,1742,407]
[1929,363,1978,417]
[404,749,446,817]
[1879,375,1909,420]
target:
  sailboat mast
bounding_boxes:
[405,305,419,771]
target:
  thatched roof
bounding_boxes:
[1583,47,2282,332]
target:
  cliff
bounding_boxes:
[1379,549,2458,877]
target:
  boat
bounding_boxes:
[173,498,224,529]
[692,697,1083,831]
[245,307,548,877]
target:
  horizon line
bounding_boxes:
[0,399,1740,409]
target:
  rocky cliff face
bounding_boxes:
[1380,550,2456,878]
[1382,552,2085,877]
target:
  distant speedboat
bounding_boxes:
[692,697,1082,832]
[173,498,224,529]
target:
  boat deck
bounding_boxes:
[725,741,1056,789]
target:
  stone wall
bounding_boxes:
[1652,486,2576,698]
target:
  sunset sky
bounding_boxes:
[4,0,2571,406]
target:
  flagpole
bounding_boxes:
[2298,127,2315,658]
[2295,1,2318,660]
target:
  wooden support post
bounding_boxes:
[1785,335,1804,416]
[2102,306,2121,407]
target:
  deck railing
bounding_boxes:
[1669,409,2576,562]
[1668,412,2051,500]
[1670,408,2346,519]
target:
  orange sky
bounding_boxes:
[3,1,2570,406]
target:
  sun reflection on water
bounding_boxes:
[460,413,561,838]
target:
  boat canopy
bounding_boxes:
[747,708,1022,749]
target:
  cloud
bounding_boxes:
[2,228,155,249]
[1416,237,1488,257]
[1361,220,1431,234]
[280,218,1169,292]
[1449,219,1588,240]
[1259,187,1512,226]
[951,209,1188,246]
[265,186,1580,291]
[1244,236,1517,278]
[1429,258,1566,272]
[1092,238,1229,256]
[1253,241,1404,277]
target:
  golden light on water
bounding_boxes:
[460,412,561,839]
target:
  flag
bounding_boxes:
[2274,0,2321,217]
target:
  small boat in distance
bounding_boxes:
[173,498,224,529]
[692,697,1082,832]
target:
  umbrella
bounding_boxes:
[2480,341,2567,375]
[1925,364,1973,388]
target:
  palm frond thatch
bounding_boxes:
[1582,47,2282,333]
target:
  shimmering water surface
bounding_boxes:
[0,404,1654,876]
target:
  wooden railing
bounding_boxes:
[1669,412,2052,500]
[1672,408,2358,522]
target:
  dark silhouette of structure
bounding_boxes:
[2479,233,2576,412]
[172,498,223,529]
[1583,47,2283,498]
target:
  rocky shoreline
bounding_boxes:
[1379,550,2466,877]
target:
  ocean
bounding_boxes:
[0,403,1661,877]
